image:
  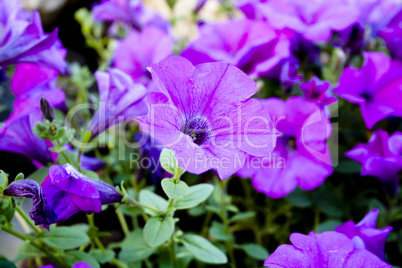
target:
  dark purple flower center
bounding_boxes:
[182,117,210,146]
[361,93,372,102]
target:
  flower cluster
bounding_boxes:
[0,0,402,266]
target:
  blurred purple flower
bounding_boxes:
[181,19,292,79]
[0,0,66,72]
[345,129,402,195]
[87,68,148,139]
[264,231,392,267]
[113,27,173,84]
[92,0,169,32]
[4,179,57,226]
[40,261,90,268]
[0,108,53,166]
[134,132,170,184]
[237,97,333,198]
[300,77,337,107]
[243,0,360,43]
[41,164,122,223]
[379,9,402,61]
[334,52,402,129]
[138,56,277,179]
[10,62,66,116]
[335,209,392,260]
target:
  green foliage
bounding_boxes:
[143,216,175,248]
[240,244,269,261]
[119,229,156,262]
[182,234,227,264]
[14,241,42,262]
[40,226,90,250]
[90,249,115,264]
[65,251,100,268]
[174,184,214,210]
[139,189,168,215]
[27,167,50,184]
[162,178,189,199]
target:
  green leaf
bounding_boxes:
[229,211,256,223]
[83,170,100,180]
[14,173,24,181]
[57,150,79,166]
[0,170,7,189]
[14,241,42,262]
[0,256,16,268]
[316,220,343,233]
[174,184,214,210]
[241,244,269,260]
[182,234,227,264]
[119,229,156,262]
[161,179,189,199]
[90,249,114,264]
[160,148,184,175]
[27,167,50,184]
[139,189,168,215]
[285,188,312,208]
[143,216,175,247]
[65,251,100,268]
[41,226,90,250]
[209,221,233,241]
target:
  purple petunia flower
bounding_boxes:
[40,261,90,268]
[335,209,392,260]
[264,231,392,267]
[245,0,360,43]
[0,108,53,166]
[10,62,66,116]
[334,52,402,129]
[237,97,333,198]
[181,19,292,79]
[345,129,402,195]
[0,0,66,72]
[87,68,149,139]
[378,8,402,61]
[41,164,122,223]
[300,77,337,107]
[134,132,170,184]
[113,27,173,84]
[4,180,57,226]
[92,0,169,32]
[138,56,277,179]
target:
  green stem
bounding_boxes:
[53,140,71,164]
[115,207,130,236]
[16,206,41,234]
[170,238,178,268]
[77,150,83,172]
[125,197,164,216]
[2,226,68,268]
[218,179,236,268]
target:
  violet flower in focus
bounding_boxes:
[334,52,402,129]
[237,97,333,198]
[138,56,277,179]
[264,231,392,267]
[335,209,392,260]
[92,0,169,32]
[300,77,337,107]
[4,180,57,226]
[113,27,173,84]
[87,68,148,139]
[181,19,292,80]
[0,0,66,72]
[41,164,122,223]
[345,129,402,195]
